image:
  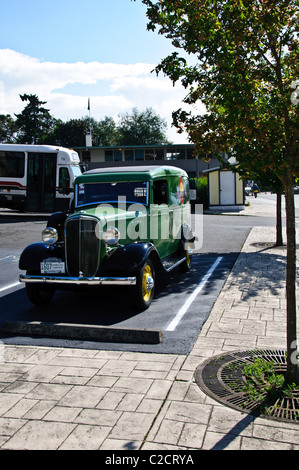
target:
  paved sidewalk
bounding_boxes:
[0,215,298,449]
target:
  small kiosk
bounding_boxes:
[204,166,245,212]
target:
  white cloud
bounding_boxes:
[0,48,194,143]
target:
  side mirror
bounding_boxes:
[58,187,74,195]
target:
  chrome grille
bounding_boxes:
[65,216,100,277]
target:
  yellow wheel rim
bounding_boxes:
[186,242,191,267]
[142,264,154,303]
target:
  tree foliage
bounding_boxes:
[141,0,298,177]
[0,114,16,143]
[1,97,170,147]
[118,107,170,145]
[137,0,299,382]
[44,118,87,147]
[14,94,55,144]
[95,116,121,146]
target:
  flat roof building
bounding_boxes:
[73,144,221,179]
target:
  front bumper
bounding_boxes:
[19,274,136,286]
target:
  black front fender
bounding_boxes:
[46,211,67,228]
[100,242,160,276]
[19,243,64,272]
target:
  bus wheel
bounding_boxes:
[25,272,55,306]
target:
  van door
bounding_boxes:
[27,153,56,212]
[151,179,173,258]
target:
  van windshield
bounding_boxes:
[76,181,149,207]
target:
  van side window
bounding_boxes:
[153,180,168,205]
[59,167,70,190]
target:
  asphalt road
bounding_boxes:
[0,194,292,354]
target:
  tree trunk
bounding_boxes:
[283,177,299,384]
[275,191,283,247]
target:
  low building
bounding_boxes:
[73,144,220,179]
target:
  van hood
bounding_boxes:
[72,204,147,226]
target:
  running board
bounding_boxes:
[161,255,185,272]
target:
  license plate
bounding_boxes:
[41,260,65,274]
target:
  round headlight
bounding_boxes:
[102,227,120,246]
[42,227,58,246]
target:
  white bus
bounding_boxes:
[0,144,82,212]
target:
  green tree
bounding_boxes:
[94,116,120,146]
[47,118,87,147]
[139,0,299,383]
[118,107,170,145]
[14,94,55,144]
[0,114,17,143]
[45,116,120,147]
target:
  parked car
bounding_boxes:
[19,166,194,310]
[244,185,252,196]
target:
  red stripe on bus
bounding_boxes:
[0,181,26,189]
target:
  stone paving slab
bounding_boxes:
[0,344,181,450]
[0,225,298,450]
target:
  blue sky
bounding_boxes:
[0,0,203,143]
[1,0,173,64]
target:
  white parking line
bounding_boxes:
[165,256,223,332]
[0,255,19,263]
[0,256,14,262]
[0,281,22,293]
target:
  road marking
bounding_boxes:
[0,281,22,293]
[0,256,13,262]
[0,255,19,263]
[165,256,223,332]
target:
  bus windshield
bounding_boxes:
[71,165,82,178]
[76,181,149,207]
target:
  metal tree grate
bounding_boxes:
[195,349,299,424]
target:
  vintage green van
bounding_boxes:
[19,166,194,310]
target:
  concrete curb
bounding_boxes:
[1,320,163,344]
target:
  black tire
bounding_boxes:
[25,271,55,306]
[134,258,155,310]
